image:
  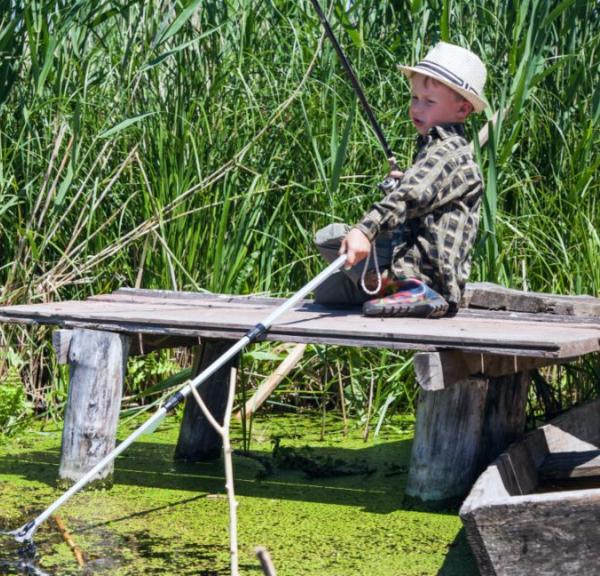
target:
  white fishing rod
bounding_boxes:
[9,253,348,543]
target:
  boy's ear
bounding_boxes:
[457,99,474,120]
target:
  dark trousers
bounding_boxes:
[314,223,393,306]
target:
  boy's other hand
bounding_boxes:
[340,228,371,268]
[378,169,404,193]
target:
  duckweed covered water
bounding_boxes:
[0,414,477,575]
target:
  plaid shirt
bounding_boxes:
[354,124,483,305]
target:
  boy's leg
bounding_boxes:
[314,223,392,306]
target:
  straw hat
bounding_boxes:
[398,42,488,113]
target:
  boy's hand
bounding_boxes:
[340,228,371,267]
[378,169,404,193]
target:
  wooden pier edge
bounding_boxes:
[36,284,598,500]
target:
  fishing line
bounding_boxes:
[308,0,397,170]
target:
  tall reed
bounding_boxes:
[0,0,598,423]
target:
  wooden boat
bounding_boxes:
[460,398,600,576]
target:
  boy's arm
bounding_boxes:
[341,169,404,266]
[353,152,471,241]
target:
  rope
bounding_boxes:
[360,242,382,296]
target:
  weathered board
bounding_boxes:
[412,350,565,391]
[1,286,599,358]
[463,282,600,316]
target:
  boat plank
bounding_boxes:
[460,399,600,576]
[539,450,600,480]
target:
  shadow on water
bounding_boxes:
[437,528,479,576]
[0,439,415,515]
[0,517,233,576]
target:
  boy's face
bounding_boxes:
[409,73,473,135]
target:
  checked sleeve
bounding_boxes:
[353,139,467,241]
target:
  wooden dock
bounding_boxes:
[1,283,599,503]
[2,285,600,358]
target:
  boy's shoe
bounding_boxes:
[362,270,408,296]
[362,278,449,318]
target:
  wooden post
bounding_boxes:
[478,372,530,471]
[406,376,488,504]
[175,338,237,461]
[406,351,530,504]
[58,328,130,487]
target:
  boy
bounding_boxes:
[314,42,488,318]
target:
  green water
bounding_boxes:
[0,414,477,575]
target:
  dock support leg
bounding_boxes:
[58,328,130,487]
[406,352,529,504]
[175,339,237,461]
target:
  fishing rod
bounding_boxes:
[6,254,348,544]
[308,0,397,170]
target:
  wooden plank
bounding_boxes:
[46,310,600,356]
[95,289,600,327]
[539,450,600,480]
[1,299,599,357]
[88,292,275,310]
[414,350,574,391]
[0,314,577,357]
[111,283,600,317]
[464,282,600,317]
[108,287,286,306]
[461,494,600,576]
[462,307,600,327]
[1,311,530,357]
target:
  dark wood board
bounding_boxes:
[103,283,600,317]
[91,288,600,327]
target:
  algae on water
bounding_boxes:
[0,415,477,575]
